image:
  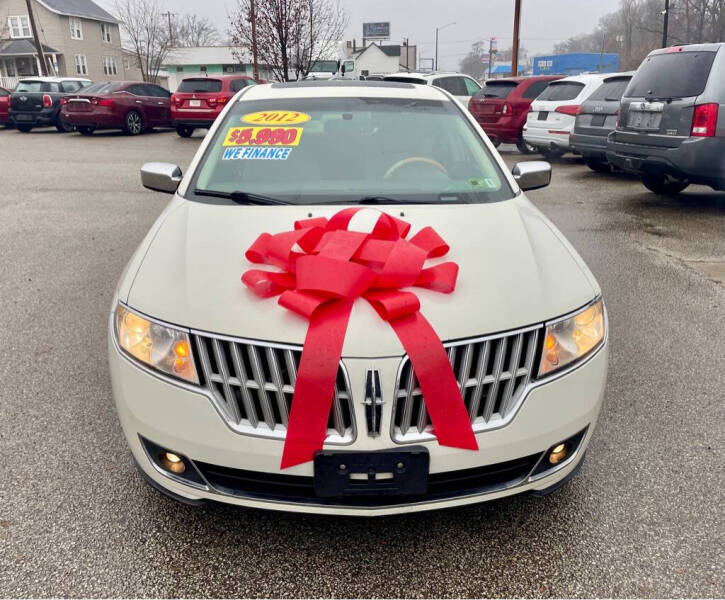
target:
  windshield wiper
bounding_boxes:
[194,189,291,205]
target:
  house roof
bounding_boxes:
[0,39,58,56]
[352,43,401,59]
[36,0,119,23]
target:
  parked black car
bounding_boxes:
[10,77,92,132]
[607,43,725,194]
[570,72,633,173]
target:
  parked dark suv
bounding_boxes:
[10,77,92,132]
[607,44,725,194]
[570,72,633,173]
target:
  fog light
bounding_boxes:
[161,451,186,474]
[548,443,569,465]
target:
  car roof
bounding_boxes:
[649,42,724,55]
[18,76,91,83]
[242,80,449,101]
[484,75,562,84]
[551,73,610,84]
[180,74,255,81]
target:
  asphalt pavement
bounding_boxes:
[0,128,723,598]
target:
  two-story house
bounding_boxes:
[0,0,126,88]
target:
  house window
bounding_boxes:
[101,23,112,43]
[123,57,130,70]
[8,16,31,38]
[74,54,88,75]
[103,56,117,76]
[175,66,183,72]
[70,17,83,40]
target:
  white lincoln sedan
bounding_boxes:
[109,80,608,516]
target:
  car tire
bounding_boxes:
[55,116,75,133]
[490,138,501,148]
[641,174,689,195]
[584,158,612,174]
[123,110,143,136]
[176,125,194,138]
[77,125,96,136]
[539,146,566,160]
[16,125,32,133]
[516,139,537,155]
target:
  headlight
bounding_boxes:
[539,299,605,377]
[114,305,198,384]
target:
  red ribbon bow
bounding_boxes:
[242,208,479,468]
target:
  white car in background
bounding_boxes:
[523,73,610,159]
[383,71,482,107]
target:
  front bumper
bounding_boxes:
[606,132,725,189]
[109,314,608,515]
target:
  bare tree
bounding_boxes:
[174,14,220,47]
[228,0,347,82]
[114,0,170,83]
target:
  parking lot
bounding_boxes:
[0,126,723,597]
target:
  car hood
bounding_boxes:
[125,196,598,357]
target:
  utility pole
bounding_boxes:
[435,27,439,71]
[25,0,47,76]
[162,11,176,47]
[250,0,259,81]
[488,38,494,79]
[662,0,670,47]
[511,0,522,77]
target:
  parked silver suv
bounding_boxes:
[607,43,725,194]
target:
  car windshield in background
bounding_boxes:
[625,51,716,98]
[384,76,427,84]
[190,96,513,205]
[587,77,632,101]
[15,81,43,93]
[82,82,123,95]
[476,81,518,99]
[177,79,223,93]
[310,60,338,73]
[536,82,585,101]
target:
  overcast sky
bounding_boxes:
[99,0,621,70]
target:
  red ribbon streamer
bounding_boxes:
[242,208,479,468]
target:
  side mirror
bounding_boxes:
[141,162,182,194]
[512,161,551,191]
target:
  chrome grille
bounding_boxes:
[392,327,541,442]
[193,333,354,443]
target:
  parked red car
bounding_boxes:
[171,75,257,137]
[469,75,562,153]
[60,81,172,135]
[0,86,9,127]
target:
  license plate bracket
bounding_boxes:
[538,111,549,121]
[314,447,429,498]
[627,110,662,131]
[189,99,201,107]
[590,114,606,127]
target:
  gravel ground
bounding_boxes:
[0,128,723,598]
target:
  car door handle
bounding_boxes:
[157,102,165,105]
[136,100,142,104]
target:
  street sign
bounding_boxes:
[363,22,391,39]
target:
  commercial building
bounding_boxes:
[532,52,620,76]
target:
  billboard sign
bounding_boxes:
[363,22,391,39]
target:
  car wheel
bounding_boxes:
[490,138,501,148]
[16,125,32,133]
[123,110,143,135]
[77,125,96,136]
[516,139,537,155]
[176,125,194,138]
[539,146,566,160]
[55,116,75,133]
[641,174,689,195]
[584,158,612,174]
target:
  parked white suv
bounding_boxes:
[523,73,609,158]
[109,81,608,516]
[384,72,482,107]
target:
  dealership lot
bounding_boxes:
[0,127,723,597]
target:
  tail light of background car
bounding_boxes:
[206,96,229,108]
[42,94,52,108]
[90,97,114,107]
[171,94,182,107]
[555,105,582,116]
[501,102,513,115]
[60,97,68,105]
[691,103,719,137]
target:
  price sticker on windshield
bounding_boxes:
[223,126,303,147]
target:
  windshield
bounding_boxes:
[15,81,43,93]
[310,60,338,73]
[587,77,631,101]
[189,96,512,205]
[625,51,716,98]
[178,79,223,93]
[82,82,123,95]
[536,81,585,101]
[475,81,518,99]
